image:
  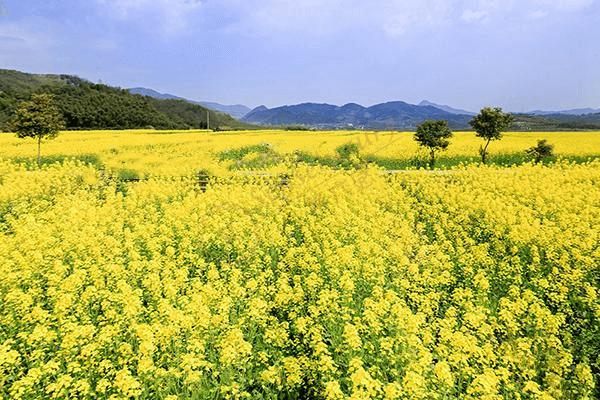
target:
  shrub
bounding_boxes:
[526,139,555,163]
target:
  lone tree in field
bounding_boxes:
[526,139,554,164]
[414,120,453,169]
[469,107,513,164]
[335,142,362,168]
[11,94,64,166]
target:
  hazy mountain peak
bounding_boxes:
[128,87,251,119]
[419,100,475,115]
[249,105,269,112]
[129,87,182,100]
[527,107,600,116]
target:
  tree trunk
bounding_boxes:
[37,136,42,167]
[481,138,491,164]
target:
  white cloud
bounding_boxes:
[457,0,595,24]
[221,0,455,37]
[461,9,489,22]
[96,0,204,34]
[0,18,57,69]
[382,0,453,36]
[94,0,597,37]
[533,0,595,11]
[0,19,53,51]
[221,0,357,36]
[530,10,549,19]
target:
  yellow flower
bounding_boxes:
[114,368,142,398]
[324,380,345,400]
[0,146,597,399]
[343,323,362,351]
[433,361,453,386]
[218,329,252,366]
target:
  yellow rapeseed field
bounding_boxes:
[0,130,599,399]
[1,158,599,399]
[0,129,599,176]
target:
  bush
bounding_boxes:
[526,139,555,163]
[335,142,360,159]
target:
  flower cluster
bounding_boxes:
[0,159,598,399]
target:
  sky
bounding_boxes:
[0,0,599,111]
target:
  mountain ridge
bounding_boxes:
[242,101,600,130]
[419,100,475,115]
[128,87,251,119]
[241,101,473,129]
[526,107,600,116]
[2,70,600,131]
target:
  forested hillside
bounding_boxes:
[0,69,251,131]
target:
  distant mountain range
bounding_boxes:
[2,71,599,131]
[199,101,252,120]
[128,87,251,119]
[419,102,600,117]
[127,86,600,130]
[526,107,600,116]
[241,101,600,130]
[242,101,474,129]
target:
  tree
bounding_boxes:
[526,139,554,164]
[414,120,453,168]
[469,107,514,164]
[335,142,363,168]
[11,94,65,166]
[335,142,360,160]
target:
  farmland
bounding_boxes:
[0,130,599,177]
[0,130,599,399]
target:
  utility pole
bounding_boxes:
[207,110,210,131]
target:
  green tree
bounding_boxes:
[526,139,554,164]
[11,94,65,166]
[469,107,514,164]
[335,142,360,159]
[335,142,362,168]
[414,120,453,168]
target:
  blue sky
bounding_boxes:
[0,0,599,111]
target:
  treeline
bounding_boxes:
[512,113,600,131]
[0,69,252,131]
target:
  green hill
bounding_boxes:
[512,113,600,131]
[0,69,252,131]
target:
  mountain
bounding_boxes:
[197,102,251,120]
[526,108,600,116]
[243,101,600,130]
[128,87,182,101]
[0,70,251,130]
[419,100,475,115]
[242,101,473,129]
[128,87,251,119]
[3,70,599,131]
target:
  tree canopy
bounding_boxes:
[526,139,555,163]
[11,93,65,165]
[469,107,514,163]
[414,119,453,168]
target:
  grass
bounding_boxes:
[6,153,105,169]
[364,153,599,170]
